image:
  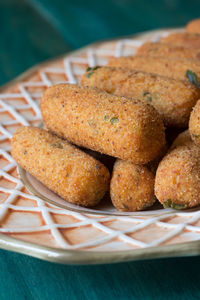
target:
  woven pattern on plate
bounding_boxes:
[1,28,200,252]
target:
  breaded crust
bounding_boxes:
[108,56,200,82]
[41,84,166,164]
[186,19,200,34]
[11,127,110,207]
[81,66,200,127]
[137,42,200,60]
[155,130,200,209]
[161,32,200,48]
[189,99,200,145]
[110,160,155,212]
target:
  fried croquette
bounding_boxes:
[161,32,200,49]
[41,84,166,164]
[137,42,200,60]
[186,19,200,34]
[155,130,200,209]
[11,126,110,207]
[81,66,200,127]
[108,56,200,83]
[189,99,200,146]
[110,160,155,212]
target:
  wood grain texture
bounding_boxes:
[0,249,200,300]
[1,0,200,299]
[0,0,71,85]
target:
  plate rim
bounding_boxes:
[19,167,174,217]
[0,232,199,265]
[2,26,199,265]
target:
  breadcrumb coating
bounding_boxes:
[81,66,200,127]
[137,42,200,60]
[108,56,200,83]
[189,99,200,145]
[41,84,166,164]
[186,19,200,34]
[11,127,110,207]
[110,160,155,212]
[161,32,200,49]
[155,130,200,209]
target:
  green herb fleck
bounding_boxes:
[192,133,199,138]
[171,203,187,210]
[87,72,94,78]
[104,115,109,121]
[143,91,152,102]
[88,120,96,128]
[147,96,152,102]
[86,66,101,78]
[163,199,187,210]
[95,164,100,170]
[50,143,63,149]
[122,203,129,210]
[163,199,172,208]
[110,117,119,124]
[186,70,200,89]
[92,66,101,71]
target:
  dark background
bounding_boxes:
[1,0,200,299]
[1,0,200,85]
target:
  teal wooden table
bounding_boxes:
[1,0,200,299]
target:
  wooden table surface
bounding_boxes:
[1,0,200,299]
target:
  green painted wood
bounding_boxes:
[0,249,200,300]
[29,0,200,48]
[0,0,72,85]
[1,0,200,299]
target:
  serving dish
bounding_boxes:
[1,27,200,264]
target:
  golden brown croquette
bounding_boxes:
[81,66,200,127]
[41,84,166,164]
[161,32,200,49]
[189,99,200,146]
[110,160,155,212]
[108,56,200,83]
[137,42,200,60]
[155,130,200,209]
[186,19,200,34]
[11,126,110,207]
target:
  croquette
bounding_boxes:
[81,66,200,127]
[110,160,155,212]
[137,42,200,60]
[108,56,200,83]
[186,19,200,34]
[161,32,200,49]
[41,84,166,164]
[155,130,200,209]
[11,126,110,207]
[189,99,200,146]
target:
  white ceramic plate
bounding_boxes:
[1,27,200,264]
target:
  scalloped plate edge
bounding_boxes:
[1,27,199,265]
